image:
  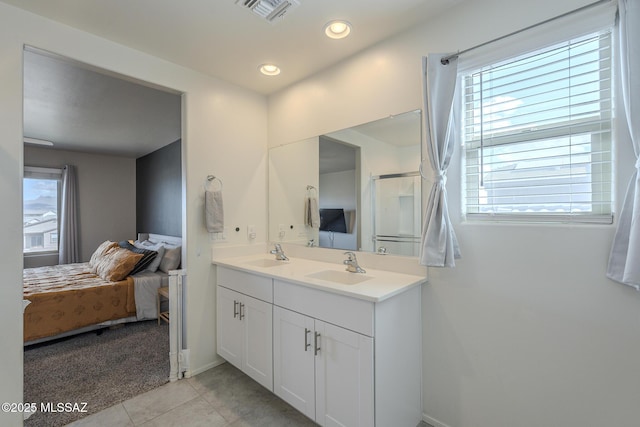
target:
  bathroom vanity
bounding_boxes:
[213,253,425,427]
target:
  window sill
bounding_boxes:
[24,251,59,258]
[464,213,614,225]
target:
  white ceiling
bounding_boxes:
[320,110,421,173]
[13,0,455,158]
[4,0,463,95]
[319,137,357,175]
[349,110,421,147]
[23,48,182,158]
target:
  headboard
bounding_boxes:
[138,233,182,246]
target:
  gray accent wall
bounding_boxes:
[136,139,182,237]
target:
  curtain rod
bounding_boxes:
[440,0,613,65]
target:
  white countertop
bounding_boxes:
[212,253,427,303]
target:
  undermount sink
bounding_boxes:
[243,258,288,268]
[305,270,372,285]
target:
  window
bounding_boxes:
[24,167,62,254]
[462,31,613,223]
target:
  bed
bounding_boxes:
[23,233,182,344]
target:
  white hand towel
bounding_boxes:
[205,190,224,233]
[305,197,320,228]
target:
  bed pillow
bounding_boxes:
[135,238,181,273]
[133,240,166,272]
[89,240,118,271]
[146,245,165,272]
[118,241,158,275]
[159,245,181,273]
[95,247,143,282]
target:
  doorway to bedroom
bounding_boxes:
[22,46,185,426]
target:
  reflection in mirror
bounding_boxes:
[268,110,422,256]
[372,172,421,256]
[318,137,360,250]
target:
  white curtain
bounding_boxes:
[59,164,79,264]
[607,0,640,290]
[419,55,461,267]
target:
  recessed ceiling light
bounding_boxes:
[259,63,281,76]
[324,20,352,39]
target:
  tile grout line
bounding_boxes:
[184,377,232,424]
[130,380,205,426]
[119,402,136,426]
[185,371,241,425]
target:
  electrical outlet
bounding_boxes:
[247,225,256,240]
[278,224,286,238]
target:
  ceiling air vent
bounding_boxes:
[235,0,300,23]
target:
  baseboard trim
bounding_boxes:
[186,358,226,378]
[423,412,453,427]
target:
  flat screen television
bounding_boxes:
[319,208,348,233]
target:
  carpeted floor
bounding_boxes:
[24,320,169,427]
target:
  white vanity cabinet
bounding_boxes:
[214,257,424,427]
[272,278,422,427]
[273,305,374,426]
[216,267,273,391]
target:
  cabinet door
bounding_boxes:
[315,320,374,427]
[242,294,273,391]
[273,306,316,420]
[216,286,243,369]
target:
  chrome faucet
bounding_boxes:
[270,243,289,261]
[343,251,366,273]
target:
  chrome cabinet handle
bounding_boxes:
[314,331,321,356]
[304,328,311,351]
[239,303,245,320]
[233,300,239,319]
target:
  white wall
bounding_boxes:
[24,146,137,266]
[268,136,319,244]
[0,4,267,423]
[268,0,640,426]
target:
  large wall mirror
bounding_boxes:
[268,110,423,257]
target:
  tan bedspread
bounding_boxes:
[23,262,136,342]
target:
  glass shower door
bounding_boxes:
[372,172,421,256]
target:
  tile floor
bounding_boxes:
[66,362,432,427]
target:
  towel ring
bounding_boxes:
[205,175,223,191]
[306,185,317,196]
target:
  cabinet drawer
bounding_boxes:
[217,267,273,303]
[274,280,374,337]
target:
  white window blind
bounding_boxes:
[462,31,613,223]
